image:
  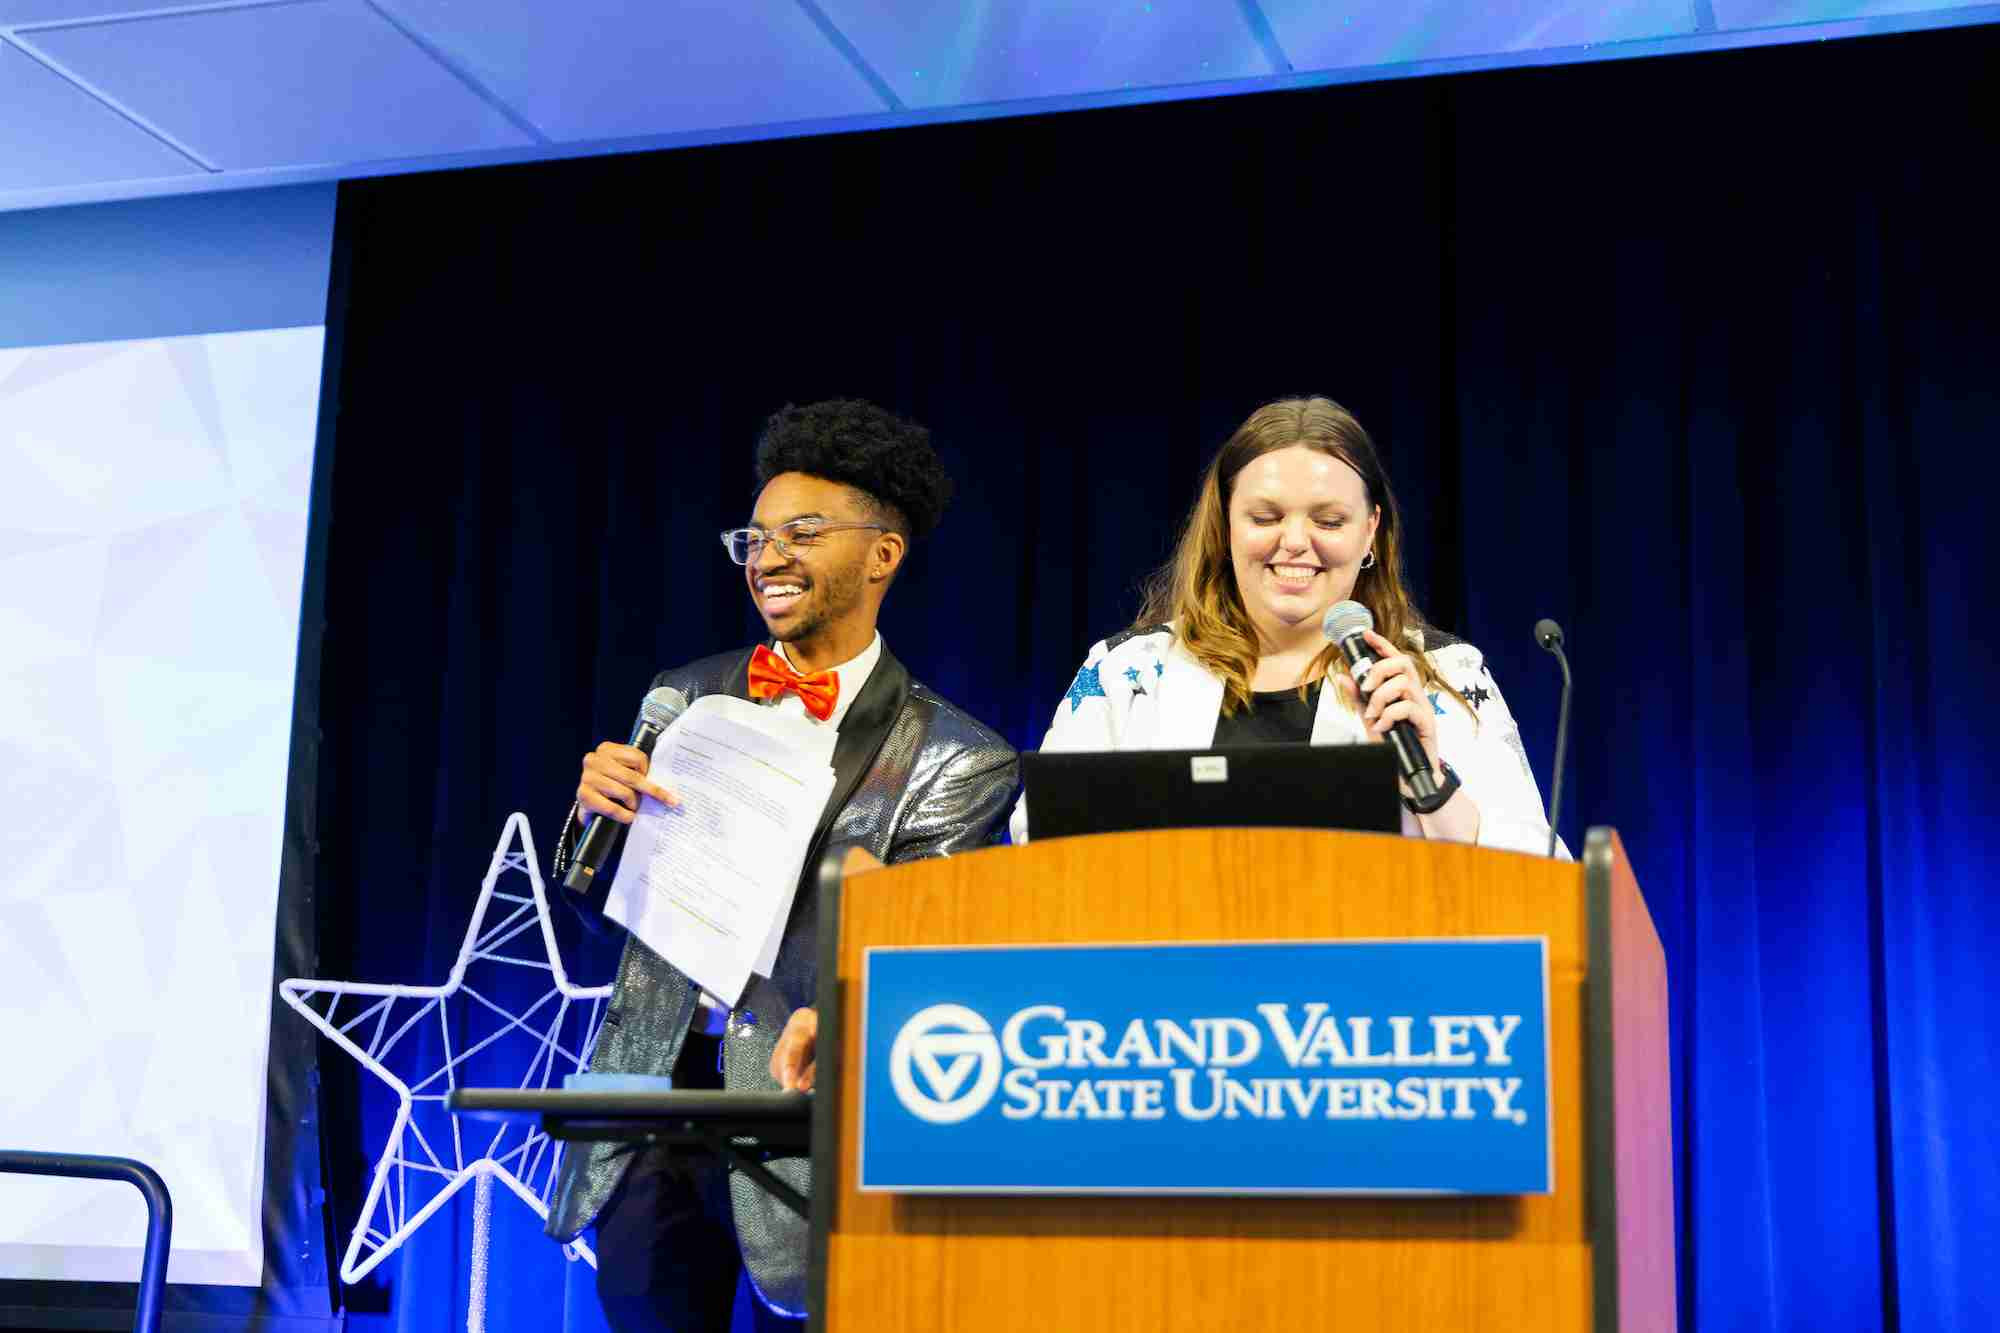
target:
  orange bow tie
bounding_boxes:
[747,644,840,721]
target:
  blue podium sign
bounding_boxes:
[857,938,1551,1195]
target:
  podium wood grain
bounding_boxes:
[821,828,1658,1333]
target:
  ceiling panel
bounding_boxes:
[1262,0,1697,74]
[1714,0,1969,24]
[376,0,888,142]
[817,0,1270,108]
[3,0,1994,215]
[0,0,221,22]
[0,41,198,190]
[19,0,533,170]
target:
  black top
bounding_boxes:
[1212,680,1322,746]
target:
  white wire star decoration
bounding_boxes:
[279,812,610,1285]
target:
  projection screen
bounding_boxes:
[0,324,325,1285]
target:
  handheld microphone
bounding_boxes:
[1321,601,1440,805]
[562,686,690,894]
[1534,619,1571,859]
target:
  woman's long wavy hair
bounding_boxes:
[1135,397,1460,717]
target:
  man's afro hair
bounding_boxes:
[754,399,953,540]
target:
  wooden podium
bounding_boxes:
[804,826,1673,1333]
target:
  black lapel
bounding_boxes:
[809,644,911,853]
[720,646,755,702]
[730,639,910,871]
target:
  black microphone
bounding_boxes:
[1321,601,1440,805]
[562,686,690,894]
[1534,618,1571,859]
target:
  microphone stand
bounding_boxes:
[1535,620,1572,859]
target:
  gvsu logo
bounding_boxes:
[888,1004,1002,1123]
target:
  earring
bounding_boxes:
[1360,550,1377,571]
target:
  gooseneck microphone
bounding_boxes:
[1322,601,1440,805]
[1534,619,1571,859]
[562,686,690,894]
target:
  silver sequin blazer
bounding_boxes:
[545,642,1018,1314]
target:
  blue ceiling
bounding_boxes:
[2,0,1995,213]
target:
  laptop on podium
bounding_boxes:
[1020,744,1403,841]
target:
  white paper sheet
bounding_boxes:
[602,696,836,1006]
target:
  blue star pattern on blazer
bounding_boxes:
[1064,661,1106,712]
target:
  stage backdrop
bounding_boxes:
[306,23,1998,1333]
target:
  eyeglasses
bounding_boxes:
[719,519,886,565]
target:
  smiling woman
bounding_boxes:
[1160,399,1442,711]
[1009,397,1557,855]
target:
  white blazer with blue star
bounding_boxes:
[1009,622,1562,857]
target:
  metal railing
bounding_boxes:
[0,1152,172,1333]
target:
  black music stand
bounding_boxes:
[447,1089,813,1217]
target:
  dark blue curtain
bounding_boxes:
[305,23,2000,1332]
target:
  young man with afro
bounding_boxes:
[546,399,1018,1332]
